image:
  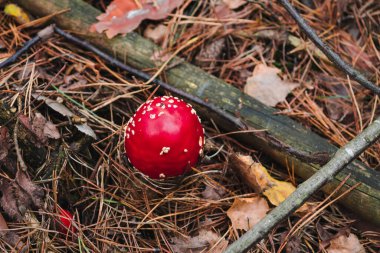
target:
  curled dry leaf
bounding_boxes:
[227,197,269,231]
[91,0,184,38]
[171,229,228,253]
[244,64,300,107]
[327,233,365,253]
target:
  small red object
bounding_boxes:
[58,209,75,234]
[124,96,205,179]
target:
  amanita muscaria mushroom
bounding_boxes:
[124,96,205,179]
[58,208,75,234]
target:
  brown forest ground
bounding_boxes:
[0,0,379,252]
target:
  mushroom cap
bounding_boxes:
[124,96,205,179]
[58,209,75,234]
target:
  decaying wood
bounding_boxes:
[14,0,380,224]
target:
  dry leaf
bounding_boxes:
[244,64,300,107]
[32,113,60,142]
[227,197,269,231]
[263,181,296,206]
[202,184,226,200]
[230,154,310,208]
[4,4,30,24]
[222,0,247,9]
[327,233,365,253]
[171,229,228,253]
[0,171,44,221]
[91,0,184,38]
[144,24,168,44]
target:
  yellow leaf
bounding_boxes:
[227,197,269,231]
[263,180,296,206]
[4,4,30,24]
[231,154,297,206]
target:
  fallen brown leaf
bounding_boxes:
[171,229,228,253]
[91,0,184,38]
[327,233,365,253]
[244,64,300,107]
[0,171,44,221]
[227,197,269,231]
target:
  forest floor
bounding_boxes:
[0,0,379,252]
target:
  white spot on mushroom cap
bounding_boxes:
[168,104,172,108]
[131,120,135,127]
[169,99,174,103]
[147,106,153,112]
[159,173,166,178]
[142,110,146,115]
[138,118,141,122]
[191,109,196,115]
[160,147,170,155]
[126,133,130,139]
[161,97,166,101]
[131,130,135,135]
[173,105,178,108]
[184,149,188,153]
[150,114,156,119]
[199,149,203,155]
[158,112,164,117]
[199,136,203,147]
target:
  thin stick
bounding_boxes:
[0,25,54,69]
[53,27,246,130]
[224,117,380,252]
[277,0,380,95]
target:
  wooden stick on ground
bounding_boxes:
[225,117,380,252]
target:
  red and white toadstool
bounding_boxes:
[124,96,205,179]
[58,208,76,234]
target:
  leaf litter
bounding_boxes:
[0,1,377,252]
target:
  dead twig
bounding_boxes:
[225,117,380,252]
[0,25,54,69]
[277,0,380,95]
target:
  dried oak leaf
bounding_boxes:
[327,233,365,253]
[0,171,44,221]
[227,197,269,231]
[171,229,228,253]
[91,0,184,38]
[244,64,299,107]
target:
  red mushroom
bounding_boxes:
[58,208,76,234]
[124,96,205,179]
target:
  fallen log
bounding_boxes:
[14,0,380,224]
